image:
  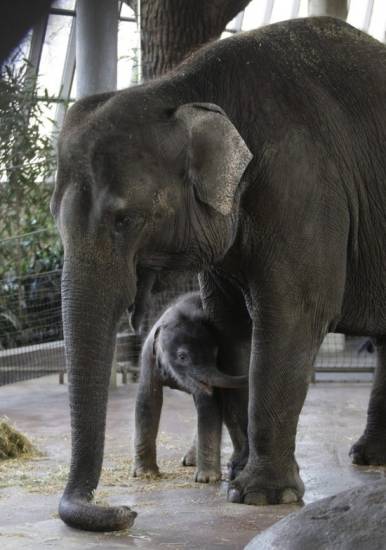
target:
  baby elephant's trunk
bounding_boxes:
[205,367,248,389]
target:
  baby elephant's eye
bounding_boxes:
[177,351,188,362]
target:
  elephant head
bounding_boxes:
[153,319,248,396]
[51,91,252,531]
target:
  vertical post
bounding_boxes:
[308,0,348,19]
[137,0,142,84]
[76,0,118,99]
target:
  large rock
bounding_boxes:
[245,481,386,550]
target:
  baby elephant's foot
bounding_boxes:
[350,434,386,466]
[227,461,304,505]
[132,462,160,479]
[182,447,197,467]
[195,467,221,483]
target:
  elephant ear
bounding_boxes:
[152,326,161,357]
[175,103,253,216]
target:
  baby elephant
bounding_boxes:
[133,292,248,483]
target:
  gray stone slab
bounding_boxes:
[245,481,386,550]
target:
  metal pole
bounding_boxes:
[137,0,142,83]
[308,0,348,19]
[76,0,118,98]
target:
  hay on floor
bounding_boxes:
[0,417,38,460]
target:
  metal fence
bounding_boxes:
[0,261,377,386]
[0,231,376,385]
[0,260,200,386]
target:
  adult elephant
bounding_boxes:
[52,17,386,531]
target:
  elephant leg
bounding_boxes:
[193,392,223,483]
[217,340,249,480]
[350,338,386,465]
[227,431,249,481]
[228,309,326,506]
[198,270,251,482]
[133,345,163,477]
[182,433,197,467]
[222,387,249,480]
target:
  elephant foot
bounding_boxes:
[182,447,197,467]
[195,467,221,483]
[227,461,304,506]
[132,462,160,479]
[350,434,386,466]
[59,492,137,532]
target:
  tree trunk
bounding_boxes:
[308,0,348,19]
[128,0,251,80]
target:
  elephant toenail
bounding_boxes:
[281,489,298,504]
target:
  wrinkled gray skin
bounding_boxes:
[133,291,249,483]
[52,17,386,531]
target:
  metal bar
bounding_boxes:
[291,0,302,18]
[263,0,275,24]
[27,14,49,77]
[76,0,118,98]
[315,367,374,373]
[50,7,76,16]
[308,0,348,18]
[37,95,74,103]
[54,9,76,131]
[0,228,53,243]
[363,0,375,32]
[137,0,142,83]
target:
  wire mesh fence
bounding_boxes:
[0,233,377,386]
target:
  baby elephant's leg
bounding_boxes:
[182,433,197,466]
[193,392,223,482]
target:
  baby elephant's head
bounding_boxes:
[154,318,247,395]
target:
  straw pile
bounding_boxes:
[0,417,38,460]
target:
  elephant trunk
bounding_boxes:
[59,261,136,531]
[202,367,248,389]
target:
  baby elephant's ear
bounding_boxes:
[152,326,161,357]
[175,103,253,216]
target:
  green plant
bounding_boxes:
[0,57,64,348]
[0,57,61,280]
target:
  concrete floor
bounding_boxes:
[0,376,385,550]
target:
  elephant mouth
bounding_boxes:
[196,379,213,396]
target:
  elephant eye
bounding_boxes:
[114,212,144,231]
[177,351,188,362]
[115,213,131,230]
